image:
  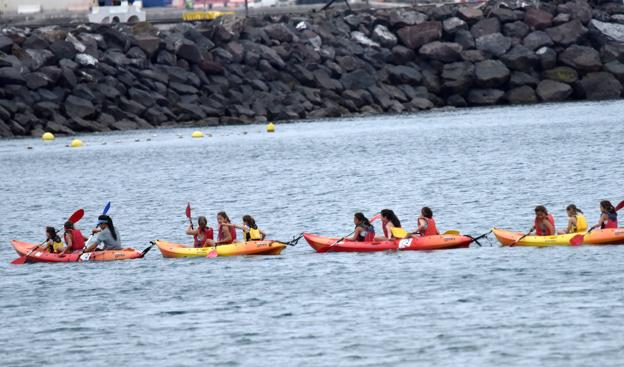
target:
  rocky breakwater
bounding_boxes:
[2,1,624,138]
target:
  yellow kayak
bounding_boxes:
[493,228,624,247]
[155,240,286,258]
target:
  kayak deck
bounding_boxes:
[11,240,144,263]
[303,233,472,253]
[492,228,624,247]
[155,240,286,258]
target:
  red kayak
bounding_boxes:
[11,240,150,263]
[303,233,473,253]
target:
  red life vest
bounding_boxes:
[67,229,85,251]
[193,227,214,248]
[535,214,555,236]
[422,218,439,236]
[356,224,375,242]
[218,225,237,244]
[602,212,618,229]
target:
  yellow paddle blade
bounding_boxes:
[390,227,409,239]
[443,230,461,235]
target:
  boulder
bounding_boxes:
[388,10,428,28]
[553,13,572,26]
[510,71,540,87]
[428,5,454,21]
[386,65,422,84]
[578,72,622,99]
[419,41,463,62]
[467,88,505,105]
[313,69,343,91]
[49,41,76,60]
[536,79,572,101]
[454,30,475,49]
[500,45,539,71]
[523,31,553,50]
[474,59,510,87]
[600,43,624,64]
[63,95,95,118]
[461,49,486,62]
[199,59,225,75]
[372,25,398,48]
[0,67,26,85]
[441,61,475,94]
[264,23,294,42]
[546,20,588,45]
[543,66,578,83]
[351,31,380,48]
[447,94,467,107]
[491,7,518,23]
[76,53,98,66]
[24,49,55,70]
[471,18,501,38]
[133,35,161,57]
[0,36,13,53]
[458,7,483,23]
[506,85,538,104]
[604,60,624,82]
[396,21,442,49]
[23,34,49,49]
[175,39,202,64]
[590,19,624,43]
[24,72,51,90]
[536,46,557,69]
[559,45,603,71]
[257,45,286,69]
[443,17,468,34]
[341,69,376,90]
[558,0,592,25]
[504,21,530,38]
[524,8,553,30]
[475,33,511,57]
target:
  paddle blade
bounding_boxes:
[68,209,84,224]
[186,203,191,218]
[370,213,382,223]
[443,230,461,235]
[206,249,218,258]
[102,202,111,215]
[615,200,624,212]
[10,256,28,265]
[570,234,585,246]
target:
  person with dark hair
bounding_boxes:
[559,204,587,234]
[375,209,406,240]
[415,207,439,237]
[41,226,64,253]
[85,215,121,251]
[215,212,236,245]
[350,212,375,242]
[186,215,214,248]
[592,200,618,230]
[530,205,556,236]
[61,220,87,254]
[221,215,266,241]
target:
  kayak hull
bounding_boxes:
[303,233,472,253]
[155,240,286,258]
[492,228,624,247]
[11,240,144,263]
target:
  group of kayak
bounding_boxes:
[9,199,624,264]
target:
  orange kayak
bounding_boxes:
[303,233,473,253]
[155,239,286,258]
[11,240,148,263]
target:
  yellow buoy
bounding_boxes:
[266,122,275,133]
[42,132,55,141]
[192,131,204,138]
[70,139,83,148]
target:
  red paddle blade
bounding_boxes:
[570,234,585,246]
[69,209,84,224]
[615,200,624,212]
[186,203,191,218]
[206,249,217,258]
[10,256,28,265]
[370,213,382,223]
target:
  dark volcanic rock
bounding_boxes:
[441,61,474,94]
[49,41,76,60]
[458,7,483,23]
[0,67,26,85]
[0,36,13,53]
[506,85,538,104]
[504,21,530,38]
[64,95,95,118]
[467,88,505,105]
[471,18,501,38]
[397,21,442,49]
[386,65,422,84]
[501,45,539,71]
[536,46,558,69]
[525,8,553,30]
[604,60,624,82]
[454,30,475,49]
[578,72,622,99]
[536,79,572,101]
[559,45,603,71]
[475,33,511,57]
[175,39,202,64]
[419,41,462,62]
[443,17,468,34]
[543,66,578,83]
[523,31,553,50]
[546,20,588,45]
[474,59,510,87]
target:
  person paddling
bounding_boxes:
[591,200,618,230]
[186,215,214,248]
[414,207,440,237]
[349,212,375,242]
[375,209,405,240]
[61,220,87,254]
[221,215,266,241]
[40,226,64,253]
[85,215,121,251]
[530,205,556,236]
[208,212,237,246]
[559,204,588,234]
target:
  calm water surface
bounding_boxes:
[1,101,624,366]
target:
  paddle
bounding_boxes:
[11,209,85,265]
[77,202,111,261]
[509,226,533,247]
[328,213,382,248]
[186,202,193,229]
[443,230,461,235]
[569,200,624,246]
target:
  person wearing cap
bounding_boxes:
[85,214,122,251]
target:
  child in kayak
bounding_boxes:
[530,205,556,236]
[559,204,588,234]
[203,212,237,246]
[414,207,439,237]
[185,216,214,248]
[375,209,407,240]
[85,215,122,251]
[221,215,266,242]
[591,200,618,230]
[40,226,64,253]
[61,220,87,254]
[350,212,375,242]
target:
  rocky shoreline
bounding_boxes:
[1,1,624,138]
